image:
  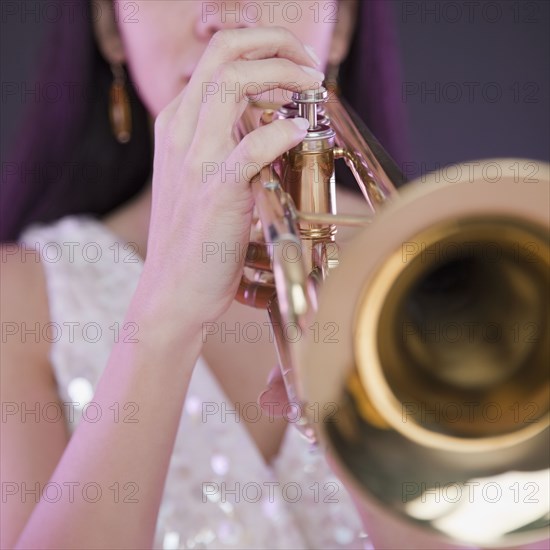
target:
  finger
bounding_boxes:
[197,118,310,190]
[156,28,320,160]
[194,58,324,147]
[192,26,320,86]
[179,27,320,123]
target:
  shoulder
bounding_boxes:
[0,248,69,549]
[1,244,52,372]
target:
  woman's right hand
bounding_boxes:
[134,27,324,331]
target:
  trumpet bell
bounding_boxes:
[299,163,550,548]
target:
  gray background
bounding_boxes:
[2,0,549,177]
[391,0,549,178]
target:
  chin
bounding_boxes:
[144,75,188,115]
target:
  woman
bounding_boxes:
[1,1,406,548]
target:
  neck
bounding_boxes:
[103,182,152,261]
[102,115,155,259]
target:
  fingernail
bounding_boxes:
[300,65,325,81]
[258,389,271,406]
[304,44,321,67]
[291,117,310,131]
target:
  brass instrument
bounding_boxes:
[236,86,550,548]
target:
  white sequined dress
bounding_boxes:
[20,216,368,550]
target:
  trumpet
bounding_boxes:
[236,86,550,548]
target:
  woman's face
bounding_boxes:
[115,0,344,116]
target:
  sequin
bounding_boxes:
[162,531,180,550]
[185,395,201,416]
[67,377,93,407]
[334,526,355,545]
[261,497,281,519]
[194,528,216,545]
[211,454,229,476]
[217,520,243,545]
[218,500,234,515]
[203,486,221,503]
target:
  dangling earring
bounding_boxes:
[109,63,132,144]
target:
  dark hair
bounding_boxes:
[0,3,152,242]
[340,0,409,168]
[1,0,407,242]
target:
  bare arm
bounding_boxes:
[1,251,202,549]
[14,302,203,549]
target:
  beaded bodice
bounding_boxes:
[21,216,367,549]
